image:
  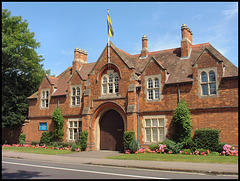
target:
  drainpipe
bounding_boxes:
[57,96,60,108]
[136,85,141,145]
[177,84,180,103]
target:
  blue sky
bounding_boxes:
[2,2,238,76]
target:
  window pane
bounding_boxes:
[109,83,113,93]
[103,77,107,84]
[72,88,76,96]
[41,100,45,107]
[201,72,208,82]
[146,128,151,142]
[155,89,160,99]
[74,128,77,140]
[42,91,45,99]
[152,128,158,142]
[114,76,118,83]
[209,71,215,82]
[115,83,119,93]
[202,84,208,95]
[74,121,77,128]
[155,78,159,88]
[69,129,73,139]
[158,119,164,126]
[76,96,80,105]
[148,90,153,100]
[109,74,113,82]
[210,83,216,94]
[46,99,49,108]
[78,128,81,140]
[72,97,75,105]
[77,87,80,95]
[78,121,82,129]
[145,119,151,127]
[148,79,153,88]
[69,121,73,128]
[103,85,107,94]
[159,127,164,142]
[46,91,49,98]
[152,119,157,126]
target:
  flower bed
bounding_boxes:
[125,144,238,156]
[2,144,81,152]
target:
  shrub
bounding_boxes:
[123,131,135,150]
[172,100,192,143]
[40,131,53,146]
[181,149,191,155]
[19,133,26,142]
[71,143,77,151]
[215,142,226,153]
[19,140,25,145]
[149,142,160,151]
[31,141,40,146]
[194,128,220,151]
[161,139,176,153]
[52,142,59,149]
[183,138,196,151]
[129,136,139,153]
[80,131,88,151]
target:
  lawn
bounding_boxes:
[106,152,238,164]
[2,146,73,155]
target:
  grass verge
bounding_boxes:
[106,153,238,164]
[2,146,73,155]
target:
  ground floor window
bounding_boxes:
[143,116,166,143]
[68,119,82,141]
[39,122,47,131]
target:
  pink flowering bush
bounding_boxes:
[220,144,238,156]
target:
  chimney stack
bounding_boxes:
[140,35,148,58]
[181,24,193,58]
[72,47,87,74]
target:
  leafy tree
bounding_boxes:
[52,108,64,142]
[2,9,46,128]
[172,100,192,143]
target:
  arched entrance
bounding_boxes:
[100,109,124,151]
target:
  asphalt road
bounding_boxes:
[2,157,238,179]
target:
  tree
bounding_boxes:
[52,108,64,142]
[2,9,46,128]
[171,100,192,143]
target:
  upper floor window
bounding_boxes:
[41,89,49,109]
[102,72,119,95]
[71,86,81,106]
[147,78,160,100]
[201,71,216,96]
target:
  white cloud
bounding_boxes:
[222,3,238,20]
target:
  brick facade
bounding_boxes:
[20,24,238,149]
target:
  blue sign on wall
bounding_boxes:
[40,122,47,131]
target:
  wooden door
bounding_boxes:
[100,109,124,151]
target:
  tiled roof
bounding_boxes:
[28,41,238,98]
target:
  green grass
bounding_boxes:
[2,146,73,155]
[106,152,238,164]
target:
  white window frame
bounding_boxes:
[40,89,50,109]
[143,115,166,143]
[147,78,160,100]
[67,119,82,141]
[71,85,81,107]
[200,70,217,96]
[102,70,119,95]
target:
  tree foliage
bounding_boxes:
[2,9,46,128]
[52,108,64,142]
[172,100,192,143]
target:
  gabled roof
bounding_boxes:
[28,41,238,99]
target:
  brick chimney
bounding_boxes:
[140,35,148,58]
[72,47,87,74]
[181,24,193,58]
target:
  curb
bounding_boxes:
[87,162,238,175]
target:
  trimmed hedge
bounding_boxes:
[123,131,135,150]
[194,128,221,151]
[80,131,88,151]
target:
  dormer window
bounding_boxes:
[102,71,119,95]
[71,85,81,106]
[201,70,216,95]
[41,89,50,109]
[147,78,160,100]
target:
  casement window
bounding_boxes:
[102,72,119,95]
[144,117,165,143]
[68,120,82,141]
[147,78,160,100]
[71,86,81,106]
[41,89,50,109]
[201,70,216,96]
[39,122,47,131]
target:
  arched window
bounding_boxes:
[147,77,160,100]
[71,86,81,106]
[102,71,119,95]
[201,71,216,95]
[41,89,50,108]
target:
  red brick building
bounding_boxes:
[24,24,238,151]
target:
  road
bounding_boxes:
[2,157,238,179]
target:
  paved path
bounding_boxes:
[2,150,238,175]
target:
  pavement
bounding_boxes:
[2,150,238,175]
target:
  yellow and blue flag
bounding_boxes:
[107,9,114,37]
